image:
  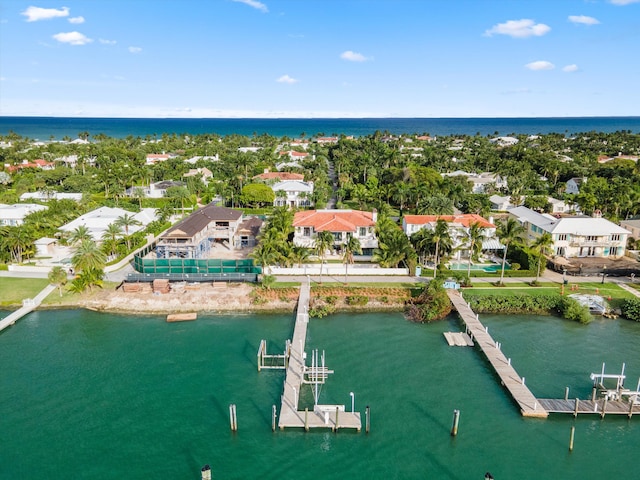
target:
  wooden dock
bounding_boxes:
[537,398,640,417]
[0,284,56,334]
[447,289,548,418]
[277,281,361,431]
[443,331,474,347]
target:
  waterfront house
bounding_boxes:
[507,206,630,258]
[402,214,500,256]
[272,180,314,208]
[155,204,262,258]
[292,209,378,255]
[0,203,48,226]
[58,206,156,241]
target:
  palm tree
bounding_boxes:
[342,236,362,284]
[101,223,123,257]
[48,266,68,297]
[465,222,486,279]
[315,230,334,284]
[115,213,142,250]
[532,232,553,283]
[68,225,92,246]
[431,219,452,278]
[496,218,525,285]
[71,239,107,274]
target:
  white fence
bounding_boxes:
[265,265,409,276]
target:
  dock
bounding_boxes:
[443,331,474,347]
[537,398,640,417]
[0,284,56,333]
[276,281,361,431]
[447,289,548,418]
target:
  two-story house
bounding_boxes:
[441,171,507,193]
[292,209,378,255]
[155,204,262,258]
[508,206,630,258]
[402,214,499,258]
[272,180,314,208]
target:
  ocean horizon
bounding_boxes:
[1,115,639,140]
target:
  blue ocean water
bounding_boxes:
[1,116,639,140]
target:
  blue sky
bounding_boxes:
[1,0,639,118]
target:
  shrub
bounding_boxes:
[324,296,338,305]
[621,298,640,322]
[557,297,592,324]
[309,304,336,318]
[465,293,561,315]
[0,264,8,271]
[406,280,452,323]
[345,295,368,306]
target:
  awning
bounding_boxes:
[482,239,505,250]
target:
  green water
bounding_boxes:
[1,309,640,479]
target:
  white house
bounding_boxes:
[59,207,157,241]
[490,195,514,211]
[272,180,314,208]
[125,181,185,199]
[508,206,630,258]
[490,136,519,147]
[0,203,48,226]
[292,209,378,255]
[565,177,586,195]
[20,191,83,202]
[442,171,507,193]
[402,214,500,256]
[146,153,174,165]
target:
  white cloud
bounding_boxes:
[484,19,551,38]
[277,75,298,84]
[340,50,370,62]
[68,16,85,24]
[22,6,69,22]
[525,60,555,71]
[52,31,93,46]
[232,0,268,13]
[569,15,600,25]
[609,0,640,4]
[99,39,117,45]
[563,64,579,72]
[128,46,142,53]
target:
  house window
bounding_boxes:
[586,235,598,242]
[557,234,567,241]
[333,232,342,241]
[359,227,367,236]
[303,227,311,237]
[611,234,621,242]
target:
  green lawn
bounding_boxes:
[0,277,50,306]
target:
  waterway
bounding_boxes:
[1,309,639,479]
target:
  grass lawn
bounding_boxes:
[0,277,50,306]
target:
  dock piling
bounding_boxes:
[304,408,309,431]
[229,404,237,431]
[451,409,460,436]
[272,405,277,432]
[565,386,569,401]
[334,406,339,432]
[574,398,579,417]
[601,397,608,419]
[365,405,370,433]
[569,426,575,452]
[201,465,212,480]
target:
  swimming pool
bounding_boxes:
[447,262,508,272]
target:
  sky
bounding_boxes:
[1,0,639,118]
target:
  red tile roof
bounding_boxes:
[293,210,375,232]
[403,214,495,229]
[254,172,304,181]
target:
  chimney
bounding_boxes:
[372,208,378,222]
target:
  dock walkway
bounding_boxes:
[278,282,361,430]
[447,289,548,418]
[0,284,56,334]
